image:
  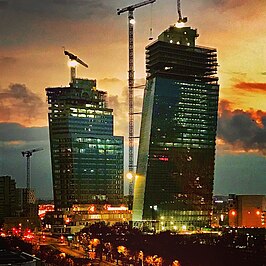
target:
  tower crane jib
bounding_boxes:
[64,50,88,83]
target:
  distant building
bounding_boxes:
[133,23,219,231]
[0,176,17,222]
[228,194,266,228]
[43,204,132,235]
[212,195,229,227]
[38,204,54,220]
[46,78,124,211]
[16,188,38,217]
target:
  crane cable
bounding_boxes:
[149,3,154,40]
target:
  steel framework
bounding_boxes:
[117,0,156,197]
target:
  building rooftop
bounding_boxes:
[0,249,40,264]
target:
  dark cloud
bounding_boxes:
[261,72,266,76]
[53,0,103,7]
[0,0,8,9]
[0,123,48,142]
[0,0,112,46]
[4,0,108,20]
[234,82,266,93]
[217,100,266,155]
[0,83,47,125]
[99,78,123,85]
[0,56,17,64]
[209,0,252,10]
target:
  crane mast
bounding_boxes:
[22,148,43,190]
[177,0,187,23]
[117,0,156,199]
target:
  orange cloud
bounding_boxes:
[0,83,47,127]
[217,100,266,155]
[234,82,266,93]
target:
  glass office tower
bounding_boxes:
[133,25,219,231]
[46,79,124,211]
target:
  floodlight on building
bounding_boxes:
[175,22,185,28]
[68,60,78,67]
[126,172,133,180]
[129,18,136,24]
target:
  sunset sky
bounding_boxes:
[0,0,265,199]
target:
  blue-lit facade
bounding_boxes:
[46,79,124,211]
[133,25,219,231]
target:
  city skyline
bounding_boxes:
[0,0,265,199]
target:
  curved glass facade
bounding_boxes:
[133,25,219,231]
[46,79,124,211]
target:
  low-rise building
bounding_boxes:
[43,204,132,235]
[228,194,266,228]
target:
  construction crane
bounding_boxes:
[64,49,88,83]
[177,0,187,23]
[22,148,43,190]
[117,0,156,199]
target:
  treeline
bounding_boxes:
[77,222,266,266]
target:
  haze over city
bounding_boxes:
[0,0,265,199]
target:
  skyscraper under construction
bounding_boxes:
[46,78,124,211]
[133,24,219,231]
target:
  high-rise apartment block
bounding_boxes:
[46,79,124,211]
[0,176,17,222]
[133,24,219,230]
